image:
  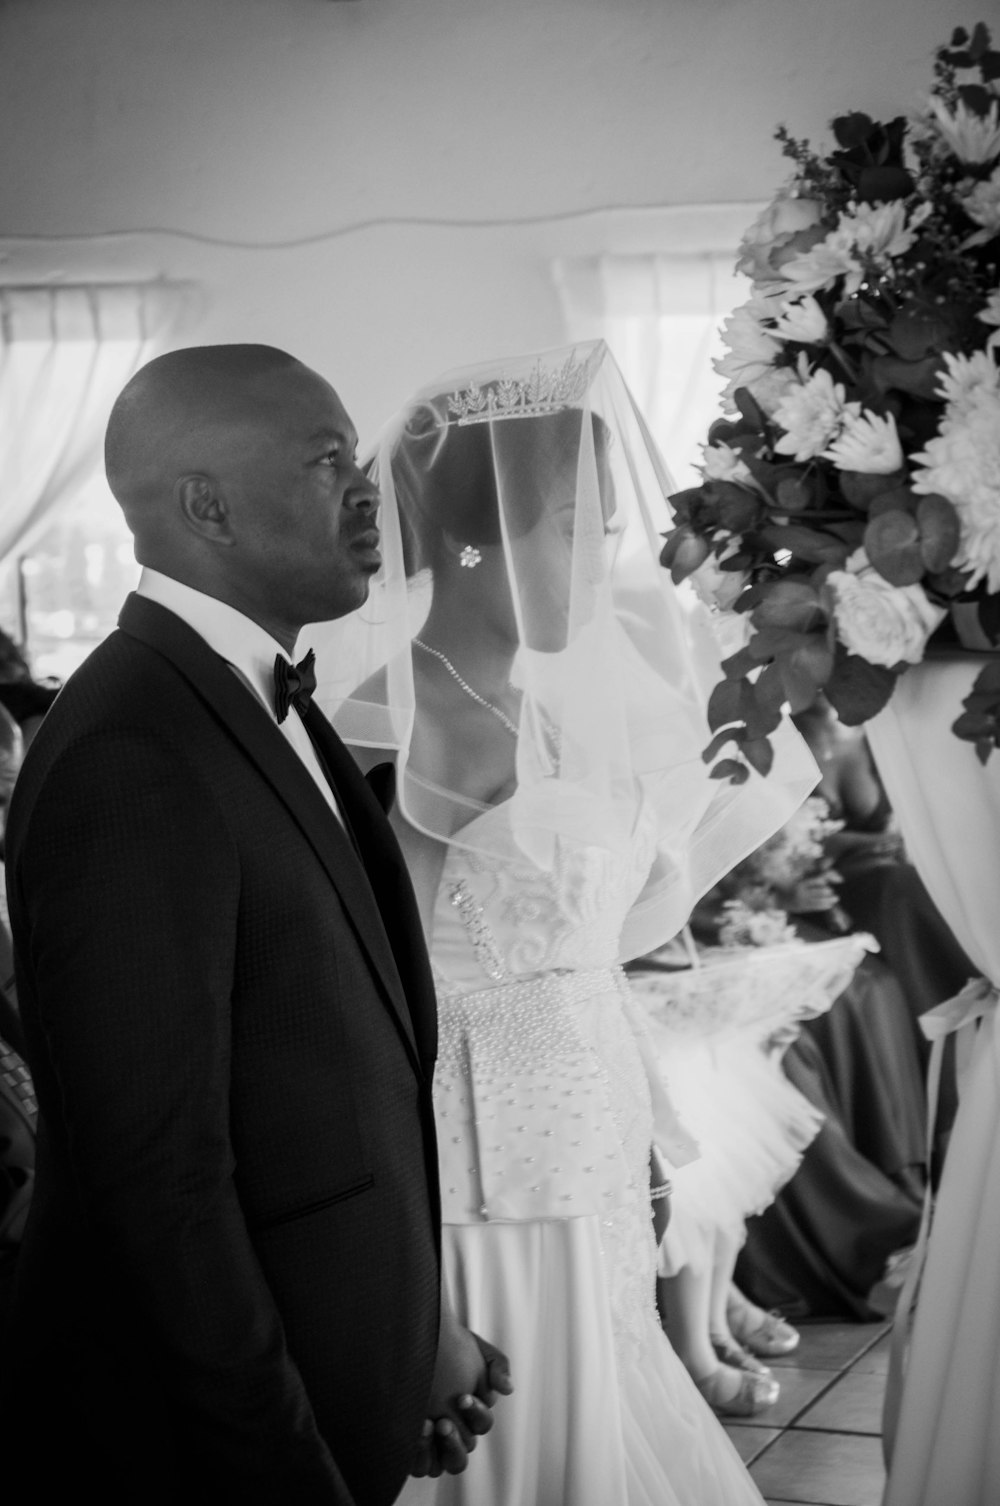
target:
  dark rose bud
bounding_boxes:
[661,526,711,581]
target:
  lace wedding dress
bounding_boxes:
[397,794,766,1506]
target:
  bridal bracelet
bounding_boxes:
[649,1179,673,1201]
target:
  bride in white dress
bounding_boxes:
[314,340,817,1505]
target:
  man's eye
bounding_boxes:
[320,450,339,466]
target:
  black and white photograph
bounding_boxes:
[0,3,997,1503]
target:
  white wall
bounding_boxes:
[0,0,965,438]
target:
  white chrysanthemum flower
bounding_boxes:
[701,442,752,482]
[934,349,1000,423]
[827,548,946,666]
[780,239,860,295]
[713,291,785,412]
[782,201,930,296]
[979,288,1000,350]
[928,96,1000,165]
[770,293,829,344]
[846,200,931,258]
[772,357,860,461]
[961,165,1000,247]
[912,386,1000,591]
[824,409,904,474]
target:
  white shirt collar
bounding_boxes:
[136,567,288,719]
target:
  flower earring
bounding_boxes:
[442,531,483,569]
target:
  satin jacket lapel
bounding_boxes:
[117,594,421,1070]
[304,710,438,1071]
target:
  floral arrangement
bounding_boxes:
[662,24,1000,779]
[711,798,848,945]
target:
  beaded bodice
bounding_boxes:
[427,798,668,1358]
[427,800,658,1220]
[430,799,656,990]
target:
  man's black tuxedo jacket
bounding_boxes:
[2,594,441,1506]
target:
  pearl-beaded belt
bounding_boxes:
[433,965,645,1223]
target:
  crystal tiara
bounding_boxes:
[445,352,592,426]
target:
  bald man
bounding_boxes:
[1,346,507,1504]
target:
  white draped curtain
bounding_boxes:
[869,662,1000,1506]
[554,248,748,488]
[0,283,178,569]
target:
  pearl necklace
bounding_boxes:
[413,638,519,736]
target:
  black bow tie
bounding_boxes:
[273,649,317,724]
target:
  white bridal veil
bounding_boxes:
[311,339,818,958]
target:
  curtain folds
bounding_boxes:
[0,283,178,567]
[553,250,747,488]
[868,660,1000,1506]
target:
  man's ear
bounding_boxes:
[177,474,235,545]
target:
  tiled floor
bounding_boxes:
[722,1319,891,1506]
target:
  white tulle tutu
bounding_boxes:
[629,936,871,1274]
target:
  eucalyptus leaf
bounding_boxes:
[748,625,820,661]
[841,469,902,507]
[866,485,915,519]
[744,694,784,741]
[720,645,760,681]
[824,648,898,725]
[742,736,775,777]
[704,726,746,763]
[779,638,835,710]
[775,476,814,512]
[755,661,788,715]
[753,580,826,632]
[707,678,750,733]
[952,709,997,741]
[916,494,961,573]
[864,510,924,586]
[709,758,750,785]
[761,523,849,564]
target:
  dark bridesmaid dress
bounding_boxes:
[737,775,972,1320]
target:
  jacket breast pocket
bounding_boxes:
[249,1172,375,1231]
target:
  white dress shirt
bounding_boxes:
[136,568,343,824]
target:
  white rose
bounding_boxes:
[735,190,828,283]
[827,551,945,666]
